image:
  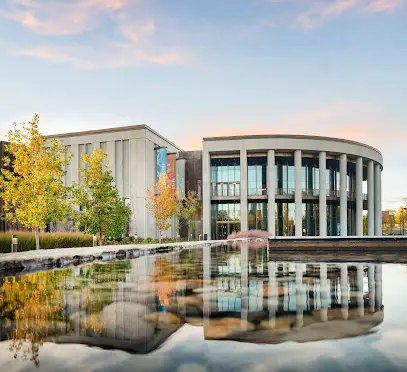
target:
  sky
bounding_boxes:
[0,0,406,210]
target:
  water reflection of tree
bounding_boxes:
[72,261,132,333]
[0,261,133,366]
[152,257,177,307]
[0,270,70,367]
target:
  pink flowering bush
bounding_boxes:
[227,230,270,240]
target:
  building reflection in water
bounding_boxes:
[0,244,384,366]
[203,242,383,343]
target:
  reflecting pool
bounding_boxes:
[0,243,406,371]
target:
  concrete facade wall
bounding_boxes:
[49,125,181,238]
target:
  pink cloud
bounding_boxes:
[2,10,91,35]
[2,0,184,69]
[365,0,401,12]
[20,47,97,69]
[322,0,360,16]
[19,42,183,69]
[266,0,404,29]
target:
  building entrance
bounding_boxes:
[216,221,241,239]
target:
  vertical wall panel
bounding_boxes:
[65,145,71,187]
[115,140,123,197]
[123,139,130,198]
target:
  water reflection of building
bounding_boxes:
[59,254,183,354]
[203,244,384,343]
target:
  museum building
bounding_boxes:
[46,126,383,240]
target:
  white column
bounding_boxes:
[375,264,382,311]
[296,263,303,327]
[202,150,211,239]
[241,242,249,329]
[203,246,211,330]
[356,157,363,236]
[268,261,277,327]
[240,149,248,232]
[367,160,375,236]
[319,152,327,237]
[340,154,347,236]
[357,264,364,317]
[368,264,375,313]
[295,150,302,237]
[375,164,382,236]
[320,263,328,322]
[267,150,276,236]
[340,264,348,320]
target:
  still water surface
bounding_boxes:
[0,244,406,371]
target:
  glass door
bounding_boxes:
[216,223,228,239]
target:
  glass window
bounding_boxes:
[248,202,268,231]
[288,166,295,190]
[248,157,267,196]
[302,202,319,236]
[210,158,241,197]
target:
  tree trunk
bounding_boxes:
[35,228,40,250]
[188,225,190,241]
[99,229,103,246]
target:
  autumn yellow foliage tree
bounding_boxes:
[71,148,132,243]
[176,190,200,240]
[0,115,71,250]
[146,173,177,241]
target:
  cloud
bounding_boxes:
[365,0,401,12]
[19,42,182,69]
[262,0,403,29]
[0,0,133,36]
[20,46,98,69]
[1,0,184,68]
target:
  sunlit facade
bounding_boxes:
[47,126,383,240]
[202,134,383,239]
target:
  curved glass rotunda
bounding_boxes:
[202,134,383,239]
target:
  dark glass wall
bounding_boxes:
[302,203,320,236]
[248,202,268,231]
[276,157,295,195]
[211,202,241,239]
[302,158,319,196]
[210,158,240,197]
[276,202,296,236]
[248,156,267,196]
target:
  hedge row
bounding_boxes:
[0,232,194,253]
[0,232,93,253]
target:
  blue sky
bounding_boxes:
[0,0,406,209]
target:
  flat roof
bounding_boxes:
[46,124,182,151]
[203,134,382,156]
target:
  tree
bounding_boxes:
[395,204,407,234]
[363,215,368,236]
[382,210,396,235]
[0,115,71,250]
[72,148,131,244]
[146,173,177,241]
[176,190,200,240]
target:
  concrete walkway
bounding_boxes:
[0,240,227,273]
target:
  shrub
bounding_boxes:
[0,231,93,253]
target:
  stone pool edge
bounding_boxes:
[0,240,227,272]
